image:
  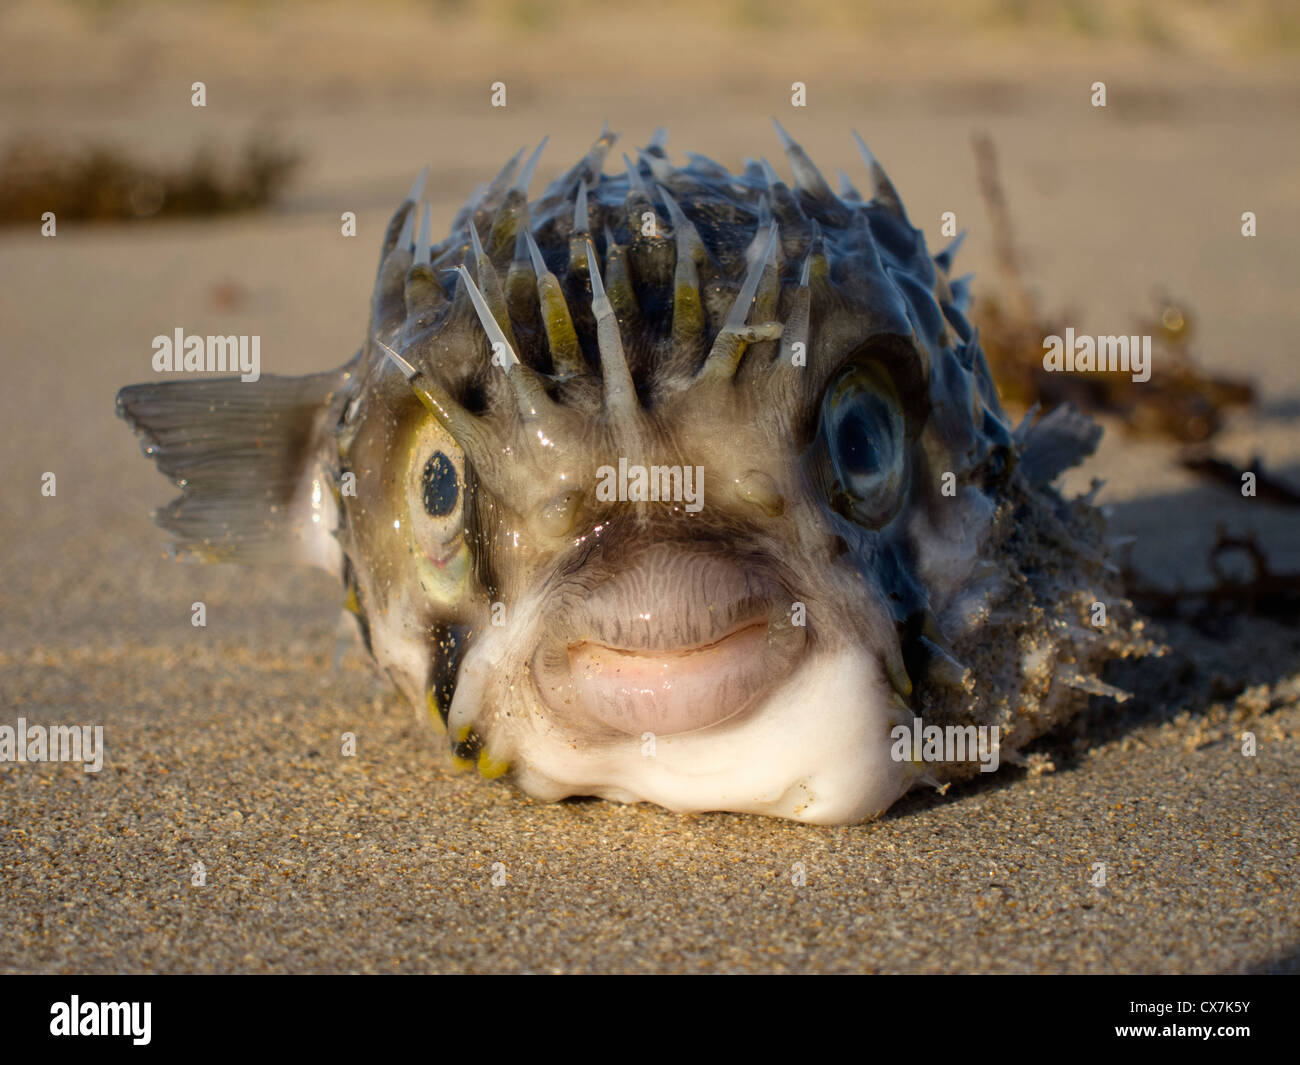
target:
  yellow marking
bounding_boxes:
[343,586,361,615]
[425,689,446,735]
[477,749,510,780]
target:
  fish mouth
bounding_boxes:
[530,545,806,737]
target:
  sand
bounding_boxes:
[0,1,1297,973]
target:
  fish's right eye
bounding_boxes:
[820,362,907,529]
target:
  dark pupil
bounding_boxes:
[422,452,458,517]
[837,408,882,476]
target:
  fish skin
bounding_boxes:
[116,126,1153,824]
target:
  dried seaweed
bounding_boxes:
[1179,449,1300,506]
[970,133,1253,443]
[1122,528,1300,631]
[0,132,300,225]
[966,135,1298,624]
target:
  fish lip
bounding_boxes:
[570,617,771,659]
[535,539,794,652]
[529,598,808,738]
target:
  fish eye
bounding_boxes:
[406,422,465,546]
[422,451,459,517]
[836,407,885,478]
[822,363,906,528]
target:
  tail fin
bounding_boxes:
[116,364,354,570]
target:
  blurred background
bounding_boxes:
[2,0,1297,592]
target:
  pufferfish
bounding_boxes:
[116,122,1148,824]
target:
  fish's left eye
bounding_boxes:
[822,364,907,528]
[406,423,466,547]
[422,451,459,517]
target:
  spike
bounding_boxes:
[850,130,876,170]
[524,228,547,277]
[851,130,908,220]
[756,194,772,228]
[658,188,706,347]
[487,191,531,265]
[450,149,523,239]
[376,335,419,380]
[406,165,429,205]
[624,182,656,243]
[934,230,967,273]
[456,265,557,420]
[586,238,638,419]
[759,156,808,228]
[573,180,589,234]
[657,186,705,263]
[403,255,446,329]
[505,226,538,324]
[1058,668,1131,702]
[777,277,810,373]
[414,204,432,267]
[374,335,500,467]
[525,231,584,377]
[684,151,731,181]
[456,265,518,368]
[513,136,549,196]
[464,244,519,354]
[949,272,973,312]
[622,152,648,193]
[396,202,417,252]
[639,148,673,183]
[917,636,972,691]
[603,234,640,330]
[647,126,669,152]
[837,169,861,201]
[884,647,912,701]
[771,116,796,152]
[534,127,616,212]
[728,225,778,331]
[491,147,525,192]
[776,233,814,369]
[771,117,837,206]
[699,224,782,380]
[582,123,615,186]
[750,222,783,321]
[469,218,485,263]
[375,204,418,331]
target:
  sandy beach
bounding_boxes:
[0,0,1297,972]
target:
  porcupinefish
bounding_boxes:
[116,123,1147,824]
